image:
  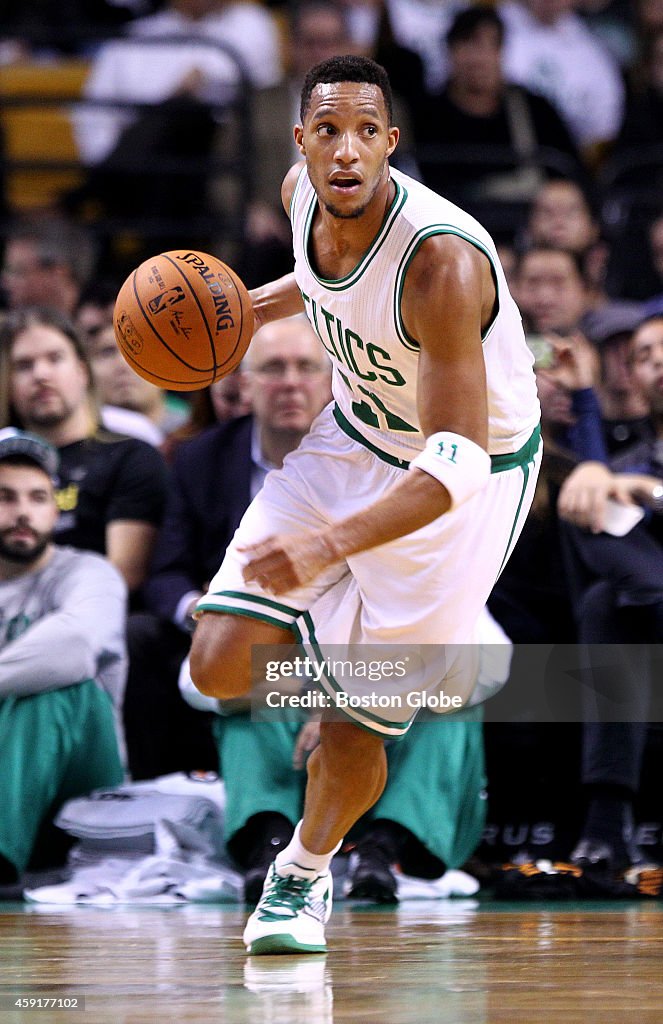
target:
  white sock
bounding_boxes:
[274,820,342,879]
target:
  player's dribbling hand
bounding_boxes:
[239,531,338,595]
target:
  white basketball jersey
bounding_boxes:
[291,165,540,463]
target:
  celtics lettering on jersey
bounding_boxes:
[302,291,418,434]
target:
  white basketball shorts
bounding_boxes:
[197,403,542,736]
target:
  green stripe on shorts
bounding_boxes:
[294,611,414,737]
[197,591,301,631]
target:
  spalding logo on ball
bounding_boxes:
[113,250,254,390]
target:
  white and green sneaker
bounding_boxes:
[243,863,333,955]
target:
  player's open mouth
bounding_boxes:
[330,175,362,192]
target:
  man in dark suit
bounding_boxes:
[123,316,331,779]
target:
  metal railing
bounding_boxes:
[0,33,255,273]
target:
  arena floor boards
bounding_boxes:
[1,900,662,1023]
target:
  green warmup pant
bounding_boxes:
[0,681,124,874]
[214,716,307,845]
[213,709,485,870]
[370,711,486,869]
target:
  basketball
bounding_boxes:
[113,250,254,390]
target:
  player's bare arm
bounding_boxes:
[247,164,307,331]
[249,274,304,332]
[241,235,494,595]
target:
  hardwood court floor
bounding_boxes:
[1,900,662,1023]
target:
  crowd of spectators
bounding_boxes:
[1,0,663,897]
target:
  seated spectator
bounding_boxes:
[373,0,457,94]
[72,278,183,444]
[526,178,600,253]
[67,0,282,262]
[1,219,97,317]
[162,370,251,461]
[196,691,488,904]
[85,323,189,446]
[1,307,169,598]
[534,332,606,460]
[76,300,174,445]
[252,2,355,216]
[524,180,610,310]
[415,7,581,214]
[489,327,604,643]
[524,182,654,357]
[500,0,625,164]
[584,306,652,454]
[248,1,419,287]
[358,0,428,121]
[0,429,126,886]
[515,247,652,455]
[557,313,663,872]
[72,0,281,169]
[124,317,331,781]
[607,208,663,305]
[179,606,506,903]
[514,244,590,335]
[247,2,361,286]
[74,277,120,338]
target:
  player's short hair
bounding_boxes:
[300,54,393,124]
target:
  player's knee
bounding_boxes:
[189,614,251,699]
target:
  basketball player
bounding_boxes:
[190,55,541,954]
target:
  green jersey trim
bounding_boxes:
[489,424,541,473]
[334,403,541,474]
[218,590,302,619]
[196,600,298,633]
[303,178,408,291]
[333,405,411,469]
[196,591,302,631]
[394,226,500,352]
[195,604,293,631]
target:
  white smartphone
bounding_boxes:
[602,498,645,536]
